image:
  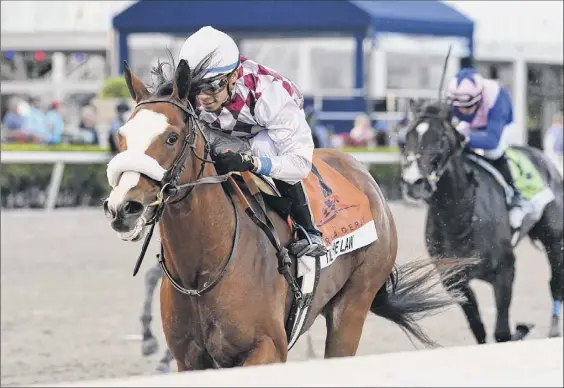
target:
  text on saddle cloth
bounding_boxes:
[295,156,378,277]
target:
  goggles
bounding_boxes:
[198,76,229,94]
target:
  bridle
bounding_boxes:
[136,97,214,209]
[128,97,239,297]
[402,111,467,194]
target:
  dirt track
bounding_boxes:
[1,203,560,386]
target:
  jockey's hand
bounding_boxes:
[212,151,255,174]
[461,134,470,148]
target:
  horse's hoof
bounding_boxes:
[142,337,159,356]
[155,362,170,374]
[512,323,534,341]
[549,316,561,338]
[548,329,562,338]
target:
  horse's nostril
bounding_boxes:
[122,200,144,216]
[413,178,425,186]
[103,200,115,218]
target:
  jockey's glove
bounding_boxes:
[212,151,255,175]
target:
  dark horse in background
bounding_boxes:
[400,100,563,343]
[102,56,472,371]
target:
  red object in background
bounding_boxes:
[34,51,46,62]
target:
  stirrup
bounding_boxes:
[289,225,328,258]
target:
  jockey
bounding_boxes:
[178,26,327,258]
[446,68,525,226]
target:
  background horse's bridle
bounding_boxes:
[403,112,467,193]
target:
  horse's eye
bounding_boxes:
[166,134,178,146]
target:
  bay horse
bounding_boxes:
[400,100,563,343]
[102,58,470,371]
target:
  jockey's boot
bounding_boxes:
[274,179,328,258]
[491,153,525,229]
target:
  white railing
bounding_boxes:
[0,150,400,211]
[1,151,112,211]
[36,338,563,387]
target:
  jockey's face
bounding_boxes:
[197,71,238,112]
[458,103,479,116]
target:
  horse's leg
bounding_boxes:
[141,263,163,356]
[546,238,563,338]
[240,335,287,366]
[323,269,378,358]
[536,235,564,338]
[528,195,564,337]
[155,349,174,373]
[446,278,487,344]
[492,253,516,342]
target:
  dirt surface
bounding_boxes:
[1,204,560,386]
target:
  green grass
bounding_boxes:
[1,144,110,152]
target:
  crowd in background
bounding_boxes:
[306,107,402,150]
[1,95,101,146]
[2,94,561,173]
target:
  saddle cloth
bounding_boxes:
[466,149,555,232]
[245,154,379,277]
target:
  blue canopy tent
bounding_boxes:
[112,0,474,90]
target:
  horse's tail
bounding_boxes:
[370,257,476,347]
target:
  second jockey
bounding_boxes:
[446,67,525,229]
[178,26,327,258]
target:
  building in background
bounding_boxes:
[1,1,562,149]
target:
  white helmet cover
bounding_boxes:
[446,68,485,108]
[178,26,240,79]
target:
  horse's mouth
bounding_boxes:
[117,219,147,242]
[107,205,156,242]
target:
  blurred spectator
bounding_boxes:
[108,100,130,153]
[78,104,100,145]
[45,100,65,145]
[305,106,331,148]
[543,112,563,175]
[348,113,376,148]
[2,97,25,130]
[3,96,49,144]
[375,120,390,147]
[23,96,49,142]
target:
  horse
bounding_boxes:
[140,261,174,373]
[399,99,564,343]
[102,57,470,371]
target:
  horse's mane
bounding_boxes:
[147,48,220,105]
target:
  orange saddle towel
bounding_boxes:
[300,155,378,265]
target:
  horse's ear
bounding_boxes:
[408,98,420,118]
[124,61,149,103]
[172,59,192,102]
[439,103,453,122]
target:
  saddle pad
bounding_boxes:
[506,149,547,201]
[298,155,378,276]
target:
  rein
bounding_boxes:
[125,96,302,301]
[130,98,235,297]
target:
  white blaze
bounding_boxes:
[416,121,429,137]
[106,109,170,210]
[401,154,424,184]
